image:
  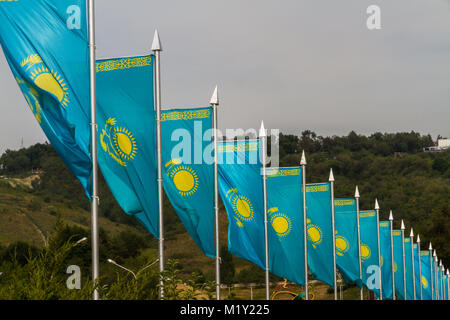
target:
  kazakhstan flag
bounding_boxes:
[420,251,433,300]
[380,221,394,299]
[359,210,381,298]
[306,182,334,288]
[404,238,414,300]
[334,198,361,286]
[161,107,215,258]
[96,55,159,238]
[413,243,421,299]
[437,263,443,300]
[266,167,305,286]
[218,139,265,269]
[444,274,448,300]
[0,0,92,197]
[393,230,405,300]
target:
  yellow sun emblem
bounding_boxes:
[268,207,292,239]
[360,243,371,261]
[226,189,254,226]
[306,219,322,249]
[100,118,138,166]
[165,159,199,197]
[232,195,254,222]
[22,54,70,108]
[335,233,349,256]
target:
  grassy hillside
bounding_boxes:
[0,130,448,300]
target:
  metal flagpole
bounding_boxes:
[88,0,100,301]
[417,235,422,300]
[210,86,221,300]
[152,29,164,299]
[439,260,444,300]
[429,243,434,300]
[355,187,363,300]
[389,211,395,300]
[401,221,407,300]
[329,169,337,300]
[301,151,309,300]
[375,199,383,300]
[259,121,270,300]
[410,228,416,300]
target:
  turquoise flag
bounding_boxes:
[266,167,305,286]
[96,55,159,238]
[160,107,215,258]
[404,238,414,300]
[413,244,421,299]
[420,251,433,300]
[0,0,92,197]
[359,210,381,298]
[334,198,361,286]
[444,274,448,300]
[380,221,394,299]
[431,259,437,300]
[218,140,265,269]
[306,182,334,288]
[392,230,405,300]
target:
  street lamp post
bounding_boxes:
[107,259,159,280]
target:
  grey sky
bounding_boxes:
[1,0,449,153]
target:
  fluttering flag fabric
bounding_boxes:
[161,107,215,258]
[266,167,305,285]
[96,55,159,237]
[359,210,381,298]
[438,266,443,300]
[218,139,265,269]
[404,237,414,300]
[306,182,335,288]
[393,230,405,300]
[379,221,394,299]
[334,198,361,286]
[413,243,421,299]
[420,251,433,300]
[0,0,92,197]
[432,260,437,300]
[444,274,448,300]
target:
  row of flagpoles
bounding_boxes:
[0,1,448,301]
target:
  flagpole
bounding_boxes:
[301,151,309,300]
[410,228,416,300]
[439,260,444,300]
[329,169,337,300]
[259,121,270,300]
[375,200,383,300]
[417,235,422,300]
[355,187,363,300]
[210,86,221,300]
[401,221,407,300]
[429,243,434,300]
[152,29,164,299]
[88,0,100,301]
[389,211,395,300]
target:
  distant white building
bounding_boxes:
[424,139,450,152]
[438,139,450,149]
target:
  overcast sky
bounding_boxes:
[1,0,449,153]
